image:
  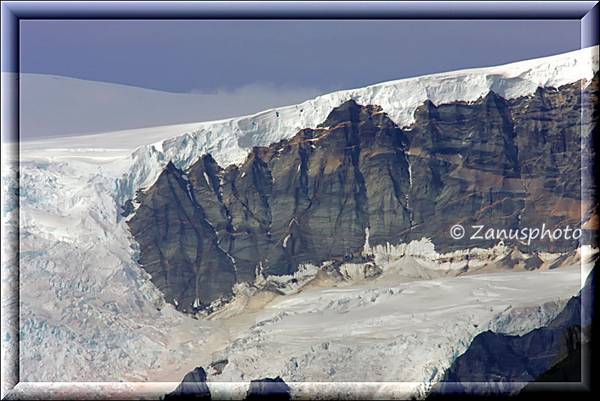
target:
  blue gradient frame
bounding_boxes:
[1,1,598,400]
[2,1,599,73]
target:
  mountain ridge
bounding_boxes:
[17,46,598,147]
[9,47,597,384]
[113,46,598,210]
[129,72,598,310]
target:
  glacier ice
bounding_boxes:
[2,46,597,393]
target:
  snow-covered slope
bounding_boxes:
[114,46,599,206]
[5,264,589,400]
[17,72,325,139]
[18,46,599,206]
[3,46,598,393]
[203,264,586,399]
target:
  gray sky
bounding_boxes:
[18,20,581,139]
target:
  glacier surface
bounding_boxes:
[2,46,598,398]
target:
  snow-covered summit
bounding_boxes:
[19,46,599,206]
[112,46,598,204]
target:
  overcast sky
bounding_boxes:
[17,19,581,139]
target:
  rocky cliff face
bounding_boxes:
[128,75,598,311]
[405,76,597,250]
[164,367,211,400]
[163,370,291,401]
[246,377,291,401]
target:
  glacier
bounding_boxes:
[1,46,598,398]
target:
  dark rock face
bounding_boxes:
[129,76,598,311]
[128,161,237,310]
[163,367,211,400]
[521,342,586,387]
[406,78,596,251]
[246,377,292,401]
[120,199,135,217]
[163,371,291,401]
[436,327,583,387]
[428,265,596,397]
[130,101,412,309]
